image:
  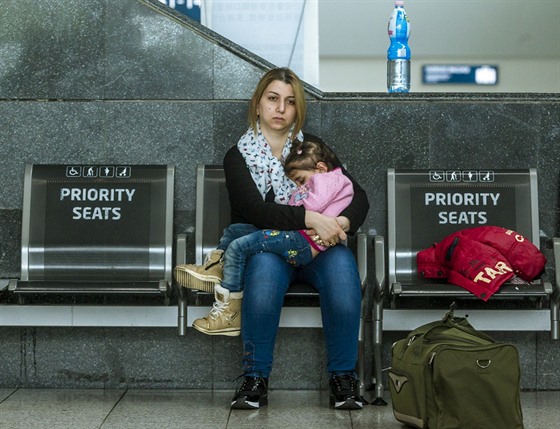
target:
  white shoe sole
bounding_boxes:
[192,324,240,336]
[331,398,363,409]
[231,397,267,409]
[174,268,220,293]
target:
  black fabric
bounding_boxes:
[223,133,369,233]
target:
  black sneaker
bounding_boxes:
[231,376,268,409]
[329,375,363,409]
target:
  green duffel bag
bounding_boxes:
[388,305,523,429]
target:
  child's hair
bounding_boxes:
[284,139,338,176]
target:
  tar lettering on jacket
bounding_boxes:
[424,192,501,225]
[473,261,513,284]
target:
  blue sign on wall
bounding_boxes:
[159,0,201,22]
[423,65,499,85]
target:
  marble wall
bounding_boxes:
[1,0,559,390]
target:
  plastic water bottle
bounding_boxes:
[387,0,411,93]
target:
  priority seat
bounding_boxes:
[9,164,175,301]
[370,168,560,404]
[176,164,370,398]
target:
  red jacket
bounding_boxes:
[417,226,546,301]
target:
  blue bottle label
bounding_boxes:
[387,8,411,60]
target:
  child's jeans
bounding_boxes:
[218,224,314,293]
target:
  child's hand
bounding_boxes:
[336,216,350,233]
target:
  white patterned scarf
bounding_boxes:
[237,122,303,205]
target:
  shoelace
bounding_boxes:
[332,375,356,395]
[239,377,265,393]
[209,300,229,319]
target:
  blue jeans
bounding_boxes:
[221,228,314,293]
[241,245,362,378]
[217,223,259,251]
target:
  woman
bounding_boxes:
[224,67,369,410]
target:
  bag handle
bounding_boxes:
[406,303,472,337]
[441,302,495,342]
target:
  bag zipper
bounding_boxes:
[426,332,491,346]
[428,343,503,366]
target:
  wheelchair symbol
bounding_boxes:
[66,166,81,177]
[429,171,445,182]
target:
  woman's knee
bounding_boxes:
[303,246,359,285]
[243,252,292,307]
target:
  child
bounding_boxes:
[173,139,354,336]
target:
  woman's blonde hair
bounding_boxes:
[248,67,307,138]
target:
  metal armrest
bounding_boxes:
[373,235,385,300]
[554,238,560,297]
[356,232,367,288]
[551,237,560,340]
[176,233,187,266]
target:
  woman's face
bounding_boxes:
[257,80,297,135]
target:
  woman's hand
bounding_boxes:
[305,211,347,247]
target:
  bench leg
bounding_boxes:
[176,233,188,336]
[357,294,367,402]
[178,286,188,336]
[371,296,387,405]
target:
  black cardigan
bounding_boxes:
[223,133,369,234]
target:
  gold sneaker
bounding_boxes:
[174,249,224,293]
[192,285,242,336]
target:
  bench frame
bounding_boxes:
[370,168,560,404]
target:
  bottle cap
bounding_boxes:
[395,1,404,6]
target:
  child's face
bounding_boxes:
[287,168,317,187]
[287,162,329,187]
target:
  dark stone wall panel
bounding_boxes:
[430,103,541,169]
[0,101,105,209]
[101,102,213,209]
[103,1,214,100]
[0,1,105,99]
[213,50,264,100]
[0,210,21,278]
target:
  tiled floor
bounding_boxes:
[0,388,558,428]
